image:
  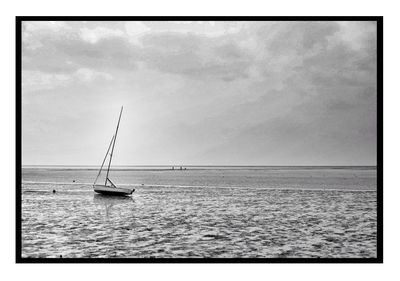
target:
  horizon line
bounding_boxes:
[21,164,377,167]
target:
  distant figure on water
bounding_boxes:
[52,190,56,193]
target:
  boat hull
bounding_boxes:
[93,185,135,196]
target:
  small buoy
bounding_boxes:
[72,180,75,182]
[52,190,56,193]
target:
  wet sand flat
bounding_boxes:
[21,171,377,258]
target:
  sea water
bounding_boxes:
[21,166,377,258]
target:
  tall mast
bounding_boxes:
[105,106,123,185]
[93,134,115,185]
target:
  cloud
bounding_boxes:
[22,70,71,92]
[143,21,377,165]
[161,21,246,37]
[79,26,125,44]
[125,21,151,44]
[23,32,140,74]
[23,21,69,32]
[22,21,252,82]
[23,68,113,92]
[22,21,71,50]
[139,32,253,81]
[21,21,377,165]
[336,21,377,51]
[74,68,113,82]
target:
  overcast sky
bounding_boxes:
[22,21,377,166]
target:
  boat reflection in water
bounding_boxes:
[93,194,133,218]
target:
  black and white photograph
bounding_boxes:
[17,17,382,262]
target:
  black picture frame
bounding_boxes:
[16,16,383,263]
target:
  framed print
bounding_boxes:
[16,16,383,263]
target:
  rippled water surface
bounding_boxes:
[21,167,377,258]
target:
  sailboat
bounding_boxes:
[93,106,135,196]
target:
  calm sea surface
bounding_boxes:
[21,166,377,258]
